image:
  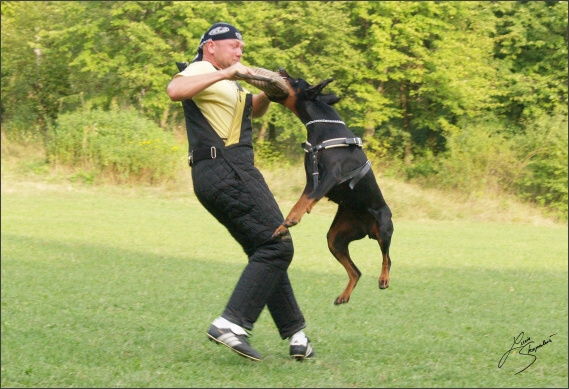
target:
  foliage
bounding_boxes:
[1,1,77,148]
[253,139,293,170]
[1,0,567,218]
[426,118,521,194]
[50,103,183,184]
[511,114,568,219]
[491,0,569,124]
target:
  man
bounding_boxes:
[166,22,314,361]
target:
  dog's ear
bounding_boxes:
[318,93,341,106]
[305,78,334,100]
[278,68,291,78]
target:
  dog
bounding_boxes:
[270,68,394,305]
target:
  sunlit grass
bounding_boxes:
[1,174,567,387]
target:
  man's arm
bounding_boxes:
[251,92,271,118]
[166,62,256,102]
[166,71,226,101]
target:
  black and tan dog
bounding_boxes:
[270,68,394,305]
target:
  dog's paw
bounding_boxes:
[271,225,289,240]
[284,218,298,228]
[333,296,350,305]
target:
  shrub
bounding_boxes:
[254,139,291,169]
[433,125,519,195]
[50,106,183,184]
[409,114,568,221]
[511,114,568,220]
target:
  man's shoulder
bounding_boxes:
[182,61,216,76]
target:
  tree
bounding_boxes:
[1,1,76,155]
[491,0,568,126]
[348,1,501,163]
[1,1,567,218]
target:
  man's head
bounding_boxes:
[192,22,245,68]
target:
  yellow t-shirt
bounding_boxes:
[176,61,249,141]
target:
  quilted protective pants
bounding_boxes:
[191,146,306,339]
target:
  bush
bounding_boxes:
[405,115,568,221]
[254,139,292,169]
[511,114,568,220]
[433,124,519,195]
[50,106,184,184]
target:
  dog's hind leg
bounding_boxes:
[327,206,367,305]
[368,206,394,290]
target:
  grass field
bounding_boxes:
[1,170,567,388]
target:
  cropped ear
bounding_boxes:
[318,93,341,106]
[176,62,188,72]
[278,68,291,78]
[305,78,334,100]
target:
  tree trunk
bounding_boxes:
[268,122,276,142]
[257,122,267,143]
[400,82,413,165]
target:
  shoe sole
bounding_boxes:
[290,343,315,360]
[291,353,315,361]
[207,333,261,361]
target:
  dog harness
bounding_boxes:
[302,136,372,190]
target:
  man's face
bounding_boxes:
[210,39,244,68]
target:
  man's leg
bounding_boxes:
[265,272,306,339]
[208,238,292,361]
[222,237,293,330]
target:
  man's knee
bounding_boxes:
[252,236,294,270]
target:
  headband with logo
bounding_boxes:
[192,22,243,62]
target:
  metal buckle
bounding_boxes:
[210,146,217,159]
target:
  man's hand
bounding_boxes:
[224,63,256,80]
[237,67,289,101]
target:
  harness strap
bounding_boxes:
[342,160,372,189]
[302,137,363,153]
[301,137,367,190]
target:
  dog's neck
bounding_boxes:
[295,102,356,146]
[304,119,346,127]
[296,100,343,127]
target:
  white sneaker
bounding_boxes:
[289,331,315,360]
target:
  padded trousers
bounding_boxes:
[191,147,306,339]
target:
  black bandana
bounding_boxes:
[191,22,243,63]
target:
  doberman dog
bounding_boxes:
[270,68,394,305]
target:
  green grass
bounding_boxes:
[1,177,567,388]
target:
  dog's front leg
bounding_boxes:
[272,193,319,239]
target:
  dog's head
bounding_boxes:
[275,68,341,111]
